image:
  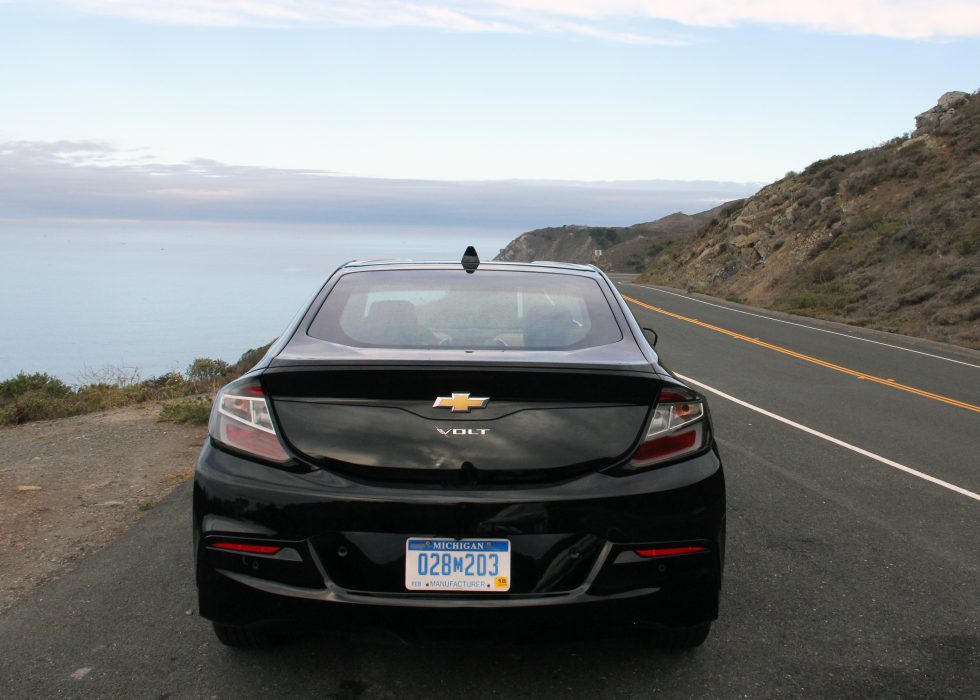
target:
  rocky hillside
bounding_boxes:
[494,204,730,273]
[639,91,980,349]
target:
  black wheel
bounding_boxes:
[211,622,279,649]
[656,621,712,650]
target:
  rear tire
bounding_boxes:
[211,622,279,649]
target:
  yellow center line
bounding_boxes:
[623,294,980,414]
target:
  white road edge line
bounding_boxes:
[674,372,980,503]
[628,283,980,370]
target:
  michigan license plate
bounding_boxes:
[405,538,511,592]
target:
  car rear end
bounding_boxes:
[193,261,725,646]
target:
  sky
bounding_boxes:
[0,1,978,228]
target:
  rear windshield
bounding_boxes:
[307,269,623,350]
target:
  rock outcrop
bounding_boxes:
[914,90,971,136]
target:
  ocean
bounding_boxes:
[0,223,515,382]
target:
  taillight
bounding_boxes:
[209,377,290,463]
[634,546,706,558]
[210,542,282,555]
[628,386,706,469]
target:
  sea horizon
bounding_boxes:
[0,222,517,382]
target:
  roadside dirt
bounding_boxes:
[0,404,205,613]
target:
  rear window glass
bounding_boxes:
[307,270,623,350]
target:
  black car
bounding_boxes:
[194,249,726,648]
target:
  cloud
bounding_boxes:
[0,140,759,228]
[49,0,980,40]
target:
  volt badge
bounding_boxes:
[432,393,490,413]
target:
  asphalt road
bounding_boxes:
[2,281,978,699]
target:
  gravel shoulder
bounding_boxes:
[0,404,205,612]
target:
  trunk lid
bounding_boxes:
[262,365,661,484]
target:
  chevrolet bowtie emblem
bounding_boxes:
[432,393,490,413]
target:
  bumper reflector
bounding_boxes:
[211,542,282,555]
[634,545,706,558]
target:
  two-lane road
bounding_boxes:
[1,282,977,698]
[618,280,979,580]
[617,279,979,498]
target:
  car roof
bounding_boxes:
[339,259,601,275]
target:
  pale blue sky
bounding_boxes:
[0,1,978,219]
[0,1,978,377]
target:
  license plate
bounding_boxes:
[405,538,511,592]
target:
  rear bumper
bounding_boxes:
[194,441,726,628]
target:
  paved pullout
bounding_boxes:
[1,284,977,698]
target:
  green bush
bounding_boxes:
[775,281,853,315]
[0,372,72,400]
[140,372,188,397]
[0,392,64,424]
[187,358,231,384]
[159,397,213,426]
[804,261,839,284]
[0,372,77,423]
[231,344,271,373]
[0,343,274,427]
